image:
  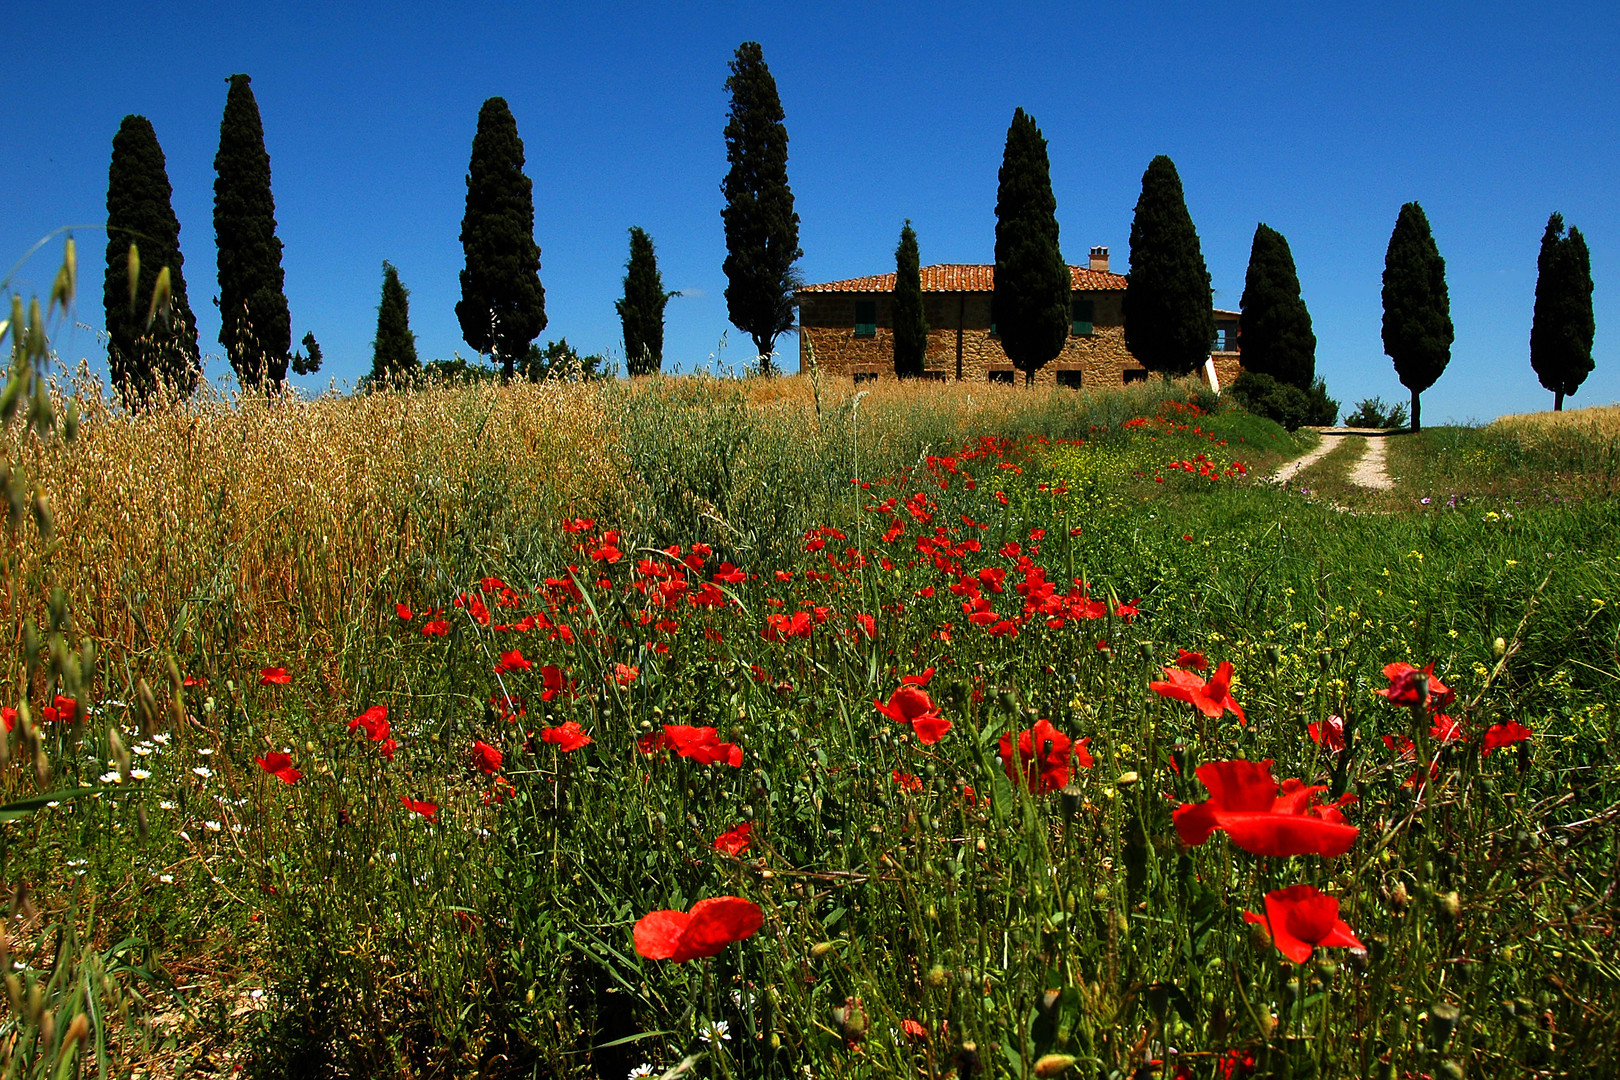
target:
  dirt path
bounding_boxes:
[1270,428,1397,489]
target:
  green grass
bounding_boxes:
[3,379,1618,1080]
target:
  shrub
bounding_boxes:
[1232,370,1306,430]
[1344,395,1409,429]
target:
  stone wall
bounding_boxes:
[799,290,1169,389]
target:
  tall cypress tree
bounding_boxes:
[1381,202,1453,431]
[371,261,419,383]
[1239,223,1316,389]
[214,73,291,390]
[104,114,199,406]
[992,109,1070,387]
[893,221,928,379]
[616,227,676,376]
[1124,156,1214,377]
[721,41,801,374]
[457,97,546,381]
[1530,212,1596,412]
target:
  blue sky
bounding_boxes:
[4,1,1615,422]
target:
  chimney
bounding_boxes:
[1089,246,1110,273]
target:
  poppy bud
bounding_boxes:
[1248,920,1273,953]
[1388,883,1410,912]
[1492,637,1507,659]
[834,997,867,1041]
[810,941,838,959]
[1439,891,1461,923]
[1438,1062,1464,1080]
[1314,958,1338,981]
[1033,1054,1077,1077]
[1266,644,1282,665]
[1427,1001,1460,1051]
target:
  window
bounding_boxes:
[852,371,878,384]
[854,300,877,338]
[1071,298,1095,336]
[1213,326,1238,351]
[1056,370,1083,388]
[1123,369,1149,384]
[988,322,998,338]
[988,370,1015,384]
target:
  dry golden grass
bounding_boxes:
[4,375,617,692]
[1490,402,1620,442]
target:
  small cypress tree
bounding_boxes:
[721,41,802,374]
[371,261,419,383]
[457,97,546,381]
[1381,202,1453,431]
[1530,212,1596,412]
[1239,223,1317,390]
[892,221,928,379]
[292,331,322,376]
[104,114,200,406]
[214,73,292,390]
[1123,156,1214,377]
[992,109,1069,386]
[616,227,676,376]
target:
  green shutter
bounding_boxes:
[1071,298,1094,336]
[854,300,877,337]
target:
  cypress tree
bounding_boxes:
[1239,223,1316,389]
[457,97,546,381]
[292,331,322,376]
[721,41,801,374]
[616,227,676,376]
[893,221,928,379]
[371,261,419,383]
[992,109,1070,387]
[214,73,291,390]
[1123,156,1214,377]
[1381,202,1453,431]
[1530,212,1595,412]
[104,114,200,406]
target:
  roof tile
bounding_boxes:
[797,263,1127,294]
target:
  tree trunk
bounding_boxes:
[1410,389,1421,433]
[1555,391,1565,411]
[752,334,776,375]
[1025,369,1035,388]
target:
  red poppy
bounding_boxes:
[1482,720,1532,756]
[1307,715,1346,752]
[999,718,1092,794]
[540,665,576,702]
[892,769,923,792]
[1172,759,1359,858]
[1,706,14,733]
[662,724,744,767]
[1430,713,1465,745]
[900,667,936,687]
[349,705,389,743]
[421,618,449,637]
[1174,648,1208,671]
[1377,662,1454,709]
[873,685,951,746]
[1150,661,1247,725]
[395,602,413,621]
[41,695,78,723]
[1242,883,1365,964]
[712,562,745,585]
[401,796,438,823]
[610,663,639,687]
[471,739,504,775]
[259,666,291,686]
[254,751,302,785]
[712,822,753,856]
[633,896,763,962]
[495,648,533,674]
[901,1018,928,1040]
[541,721,592,752]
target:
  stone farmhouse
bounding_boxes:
[795,247,1242,389]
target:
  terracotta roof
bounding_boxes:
[797,263,1127,294]
[1213,308,1241,319]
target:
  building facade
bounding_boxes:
[796,247,1243,389]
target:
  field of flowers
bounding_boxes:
[1,360,1618,1079]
